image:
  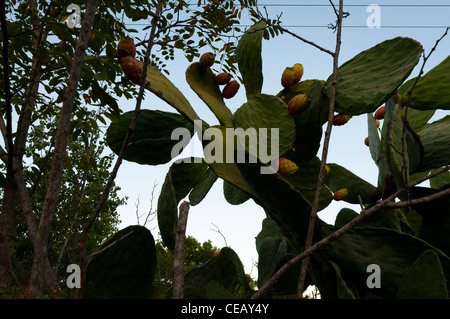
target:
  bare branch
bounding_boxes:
[173,201,190,299]
[296,0,345,298]
[210,222,228,247]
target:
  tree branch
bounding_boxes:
[173,201,190,299]
[28,0,99,298]
[296,0,345,298]
[76,0,165,298]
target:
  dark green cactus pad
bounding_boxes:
[186,62,234,126]
[202,125,259,200]
[138,61,201,123]
[405,107,436,133]
[276,79,321,104]
[321,224,450,298]
[325,163,381,204]
[205,281,235,299]
[334,208,359,228]
[396,250,448,298]
[83,225,157,298]
[223,180,250,205]
[183,256,238,299]
[323,37,422,115]
[157,158,208,250]
[188,167,218,206]
[106,109,194,165]
[236,20,265,100]
[367,113,381,163]
[378,97,423,192]
[429,169,450,190]
[409,186,450,257]
[283,157,333,210]
[417,115,450,171]
[285,81,329,165]
[218,247,250,289]
[398,55,450,111]
[233,94,296,160]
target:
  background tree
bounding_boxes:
[0,0,252,298]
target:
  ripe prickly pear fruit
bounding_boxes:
[364,137,370,146]
[214,250,221,257]
[374,105,386,120]
[292,63,304,83]
[222,80,240,99]
[333,188,349,201]
[333,114,352,126]
[287,93,311,115]
[120,56,142,84]
[215,72,232,85]
[277,158,299,177]
[117,37,136,59]
[281,67,295,88]
[199,52,215,68]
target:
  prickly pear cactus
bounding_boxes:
[106,21,450,299]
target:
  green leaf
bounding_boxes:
[236,20,265,99]
[185,62,234,126]
[157,159,208,250]
[106,109,194,165]
[324,37,422,115]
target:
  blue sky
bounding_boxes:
[113,0,450,274]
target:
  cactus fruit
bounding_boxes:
[333,188,349,201]
[117,36,136,59]
[333,114,352,126]
[374,105,386,120]
[119,56,142,84]
[287,93,311,115]
[281,67,295,88]
[364,137,370,146]
[222,80,240,99]
[199,52,215,68]
[215,72,232,86]
[292,63,304,83]
[277,158,299,177]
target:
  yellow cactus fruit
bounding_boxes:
[119,56,142,84]
[333,188,349,201]
[287,93,311,115]
[222,80,240,99]
[333,114,352,126]
[277,158,299,177]
[325,164,330,175]
[374,105,386,120]
[117,36,136,59]
[214,72,232,85]
[281,67,295,88]
[292,63,304,83]
[199,52,215,68]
